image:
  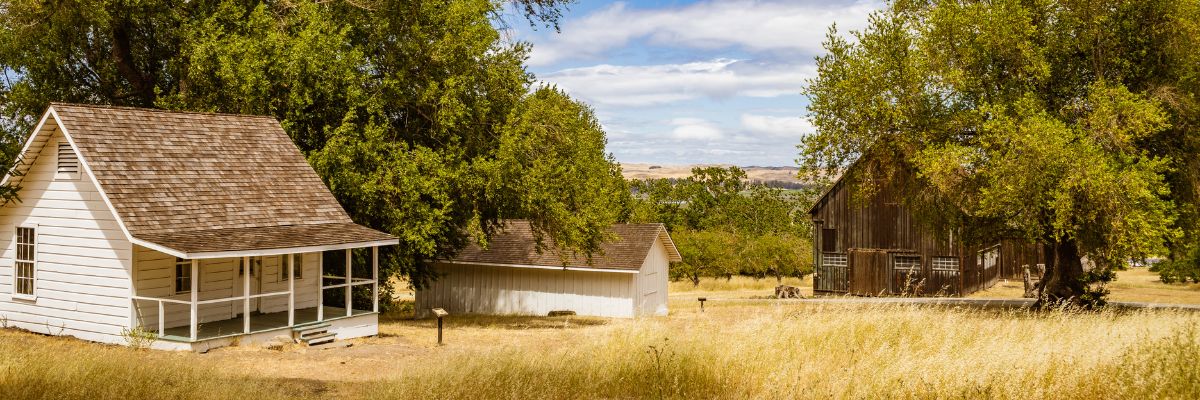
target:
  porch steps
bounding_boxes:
[309,341,352,351]
[292,322,337,347]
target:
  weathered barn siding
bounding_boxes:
[132,247,321,329]
[811,175,1044,297]
[417,263,638,318]
[0,131,133,344]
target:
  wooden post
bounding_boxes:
[190,259,198,341]
[345,248,352,317]
[372,246,379,313]
[243,256,250,334]
[317,253,324,322]
[288,254,295,327]
[158,301,165,336]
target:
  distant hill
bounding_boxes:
[622,163,812,188]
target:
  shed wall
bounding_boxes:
[0,130,133,344]
[635,237,670,316]
[416,263,638,318]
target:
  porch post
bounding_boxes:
[372,246,379,313]
[317,254,324,321]
[345,248,352,317]
[243,256,251,334]
[288,254,295,327]
[190,259,198,341]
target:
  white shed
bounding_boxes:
[416,221,681,318]
[0,103,397,351]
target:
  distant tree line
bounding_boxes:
[628,166,817,285]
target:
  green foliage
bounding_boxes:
[631,166,815,285]
[0,0,616,289]
[800,0,1199,304]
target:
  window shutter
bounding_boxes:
[57,142,79,174]
[822,228,837,253]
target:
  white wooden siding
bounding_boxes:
[635,237,670,316]
[416,263,640,318]
[0,130,133,344]
[132,247,320,329]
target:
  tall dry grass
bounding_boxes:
[362,303,1200,399]
[0,330,321,400]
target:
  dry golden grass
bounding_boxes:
[2,271,1199,399]
[3,299,1198,399]
[971,268,1200,304]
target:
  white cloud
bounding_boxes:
[670,118,723,141]
[541,59,813,107]
[527,1,879,66]
[740,114,815,137]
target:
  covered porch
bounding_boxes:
[131,244,385,343]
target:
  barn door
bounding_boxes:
[849,249,889,296]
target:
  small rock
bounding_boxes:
[548,310,576,317]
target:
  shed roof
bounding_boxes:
[5,103,396,258]
[449,221,682,271]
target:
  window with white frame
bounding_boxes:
[893,255,922,273]
[57,141,79,175]
[175,257,193,294]
[14,227,36,297]
[932,256,960,271]
[823,253,848,268]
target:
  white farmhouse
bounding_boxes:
[416,221,681,318]
[0,103,397,351]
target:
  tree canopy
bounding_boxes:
[800,0,1200,306]
[0,0,632,291]
[629,166,815,285]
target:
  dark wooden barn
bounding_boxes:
[808,171,1044,297]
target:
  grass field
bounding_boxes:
[2,270,1199,399]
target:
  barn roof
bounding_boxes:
[4,103,396,258]
[448,220,682,272]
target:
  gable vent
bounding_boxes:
[57,141,79,174]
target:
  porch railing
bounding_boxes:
[130,247,380,342]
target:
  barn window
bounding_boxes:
[932,257,959,271]
[13,227,36,297]
[823,253,848,268]
[174,257,193,294]
[821,228,837,253]
[892,255,922,273]
[57,141,79,175]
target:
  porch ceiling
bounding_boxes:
[135,222,398,259]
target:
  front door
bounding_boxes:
[234,257,263,317]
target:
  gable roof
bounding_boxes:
[4,103,396,258]
[448,220,682,272]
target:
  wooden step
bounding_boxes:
[309,341,352,351]
[299,329,331,340]
[303,332,337,346]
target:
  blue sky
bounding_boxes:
[511,0,882,166]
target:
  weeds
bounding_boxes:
[120,326,157,350]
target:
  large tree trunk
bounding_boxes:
[1036,239,1086,307]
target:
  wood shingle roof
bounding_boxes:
[19,103,396,256]
[450,221,682,271]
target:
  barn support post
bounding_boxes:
[372,246,379,313]
[243,256,251,334]
[317,254,324,322]
[190,259,198,341]
[345,248,353,317]
[288,253,295,327]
